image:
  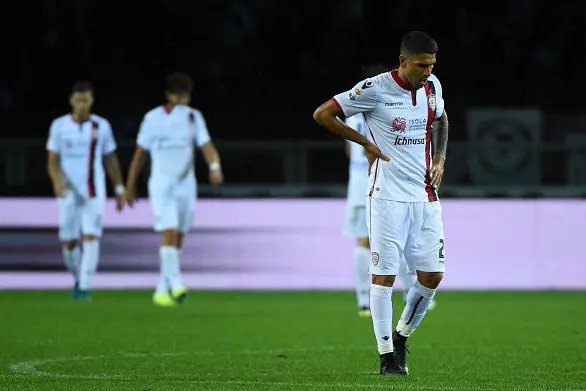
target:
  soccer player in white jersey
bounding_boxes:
[125,73,223,307]
[46,81,125,301]
[343,112,372,317]
[314,31,449,375]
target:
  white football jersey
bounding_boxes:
[46,114,117,199]
[137,105,211,185]
[333,69,445,202]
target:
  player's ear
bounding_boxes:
[399,55,408,68]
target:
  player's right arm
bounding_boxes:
[46,120,66,197]
[124,118,151,207]
[313,80,389,173]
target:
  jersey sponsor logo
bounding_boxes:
[427,94,437,112]
[385,101,403,107]
[392,117,407,133]
[394,136,425,146]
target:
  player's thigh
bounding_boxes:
[81,197,106,238]
[57,191,81,241]
[367,197,409,276]
[405,201,445,273]
[148,180,181,232]
[343,203,368,239]
[177,193,196,234]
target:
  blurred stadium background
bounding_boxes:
[1,2,585,390]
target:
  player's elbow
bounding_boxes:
[313,105,328,125]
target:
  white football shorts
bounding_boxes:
[57,190,106,240]
[148,177,196,233]
[366,197,445,275]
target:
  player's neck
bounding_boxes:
[164,103,175,114]
[394,68,416,91]
[71,112,90,123]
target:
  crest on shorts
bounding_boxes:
[427,94,436,112]
[372,252,379,266]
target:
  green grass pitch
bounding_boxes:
[1,290,585,390]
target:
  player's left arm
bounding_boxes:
[194,110,223,185]
[102,121,125,211]
[430,109,448,188]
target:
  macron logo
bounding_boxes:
[385,102,403,107]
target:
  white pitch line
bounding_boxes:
[7,349,585,391]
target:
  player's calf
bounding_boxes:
[394,272,443,370]
[77,235,100,299]
[158,229,186,303]
[60,239,81,293]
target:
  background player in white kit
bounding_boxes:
[343,112,371,317]
[46,81,125,301]
[314,31,449,375]
[125,73,224,307]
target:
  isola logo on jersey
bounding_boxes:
[394,136,425,146]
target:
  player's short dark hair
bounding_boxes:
[71,81,93,94]
[166,72,193,94]
[361,63,390,78]
[400,31,438,55]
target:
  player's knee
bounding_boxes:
[417,272,443,289]
[61,240,79,249]
[357,237,370,248]
[161,229,180,247]
[371,274,395,287]
[83,235,99,242]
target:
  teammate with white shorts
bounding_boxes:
[125,73,224,307]
[343,113,371,317]
[314,31,449,375]
[46,81,125,300]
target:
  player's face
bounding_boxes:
[400,53,436,89]
[70,91,94,114]
[166,92,191,105]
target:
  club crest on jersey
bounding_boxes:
[372,252,379,266]
[427,94,437,112]
[392,117,406,133]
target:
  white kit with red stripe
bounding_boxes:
[333,69,445,203]
[46,114,117,199]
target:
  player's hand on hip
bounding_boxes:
[364,143,390,175]
[430,153,445,188]
[209,170,224,185]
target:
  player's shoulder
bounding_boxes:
[187,106,203,116]
[427,73,443,87]
[89,114,111,127]
[143,106,165,121]
[357,72,390,90]
[50,114,70,128]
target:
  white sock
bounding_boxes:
[61,246,81,282]
[354,246,371,309]
[160,246,183,290]
[396,280,437,337]
[370,284,394,354]
[397,261,416,301]
[78,240,100,291]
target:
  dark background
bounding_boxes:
[0,1,585,196]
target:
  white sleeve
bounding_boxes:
[432,76,445,118]
[344,114,366,135]
[136,116,154,150]
[194,110,211,147]
[46,120,60,153]
[102,120,117,155]
[332,78,379,118]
